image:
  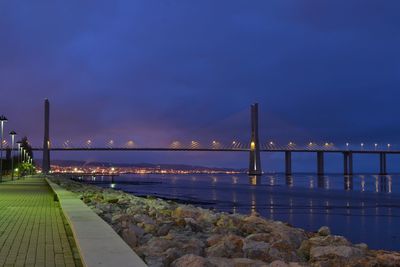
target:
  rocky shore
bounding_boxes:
[49,176,400,267]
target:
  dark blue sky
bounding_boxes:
[1,1,400,171]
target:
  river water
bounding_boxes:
[76,173,400,251]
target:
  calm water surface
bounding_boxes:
[77,173,400,251]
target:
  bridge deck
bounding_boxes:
[30,147,400,154]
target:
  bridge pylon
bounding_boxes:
[42,99,51,174]
[249,103,262,175]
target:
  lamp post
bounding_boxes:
[21,148,26,178]
[0,115,8,182]
[9,131,16,180]
[16,141,22,178]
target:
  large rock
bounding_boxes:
[173,206,202,219]
[243,240,272,262]
[207,257,234,267]
[206,234,244,258]
[181,238,206,255]
[232,258,269,267]
[310,245,364,260]
[185,217,203,232]
[206,234,223,247]
[317,226,330,237]
[128,223,145,238]
[133,214,156,225]
[157,222,174,236]
[375,251,400,266]
[121,229,137,248]
[298,235,351,259]
[269,260,289,267]
[171,254,214,267]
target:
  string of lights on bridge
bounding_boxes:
[24,139,396,151]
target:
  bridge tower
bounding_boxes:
[42,99,51,174]
[249,103,262,175]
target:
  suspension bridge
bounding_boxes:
[34,100,398,176]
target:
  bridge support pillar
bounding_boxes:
[380,153,387,175]
[343,152,353,175]
[285,151,292,176]
[42,99,51,174]
[317,151,324,176]
[249,103,262,175]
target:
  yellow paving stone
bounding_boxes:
[0,178,82,267]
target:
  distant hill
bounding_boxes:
[49,159,244,172]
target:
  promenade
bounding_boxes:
[0,177,81,267]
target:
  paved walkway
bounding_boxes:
[0,177,82,267]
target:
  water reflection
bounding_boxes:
[285,175,293,187]
[80,173,396,194]
[249,175,261,185]
[344,176,353,191]
[317,176,325,188]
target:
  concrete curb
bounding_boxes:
[45,178,148,267]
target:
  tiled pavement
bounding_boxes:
[0,177,82,267]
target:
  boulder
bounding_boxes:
[232,257,269,267]
[310,245,364,260]
[269,260,289,267]
[317,226,330,237]
[173,206,202,219]
[157,222,173,236]
[375,251,400,266]
[243,240,272,262]
[133,214,156,225]
[207,257,234,267]
[206,234,244,258]
[121,229,137,248]
[171,254,214,267]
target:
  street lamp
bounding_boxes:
[16,141,22,178]
[9,131,16,180]
[0,115,8,182]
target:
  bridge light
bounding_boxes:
[346,142,349,147]
[232,141,236,145]
[324,142,329,146]
[269,141,274,145]
[361,143,364,147]
[309,142,313,146]
[289,142,293,145]
[250,141,255,150]
[388,144,391,148]
[374,143,378,148]
[212,140,217,144]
